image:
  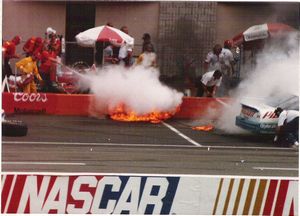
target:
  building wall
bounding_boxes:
[157,1,217,80]
[3,1,299,54]
[2,0,66,54]
[2,1,299,79]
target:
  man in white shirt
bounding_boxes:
[274,107,299,148]
[204,42,235,75]
[118,43,133,67]
[204,43,235,97]
[135,43,157,68]
[220,40,235,77]
[196,70,222,97]
[204,44,222,72]
[103,43,119,65]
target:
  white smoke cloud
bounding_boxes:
[79,64,184,116]
[216,32,299,133]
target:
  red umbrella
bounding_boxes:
[232,23,296,47]
[75,25,134,48]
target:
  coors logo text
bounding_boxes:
[14,93,48,102]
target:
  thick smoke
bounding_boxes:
[80,64,183,116]
[216,32,299,133]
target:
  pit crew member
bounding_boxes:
[15,54,43,93]
[274,107,299,148]
[196,70,223,97]
[2,35,21,81]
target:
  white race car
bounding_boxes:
[235,95,299,134]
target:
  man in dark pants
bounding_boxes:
[274,107,299,148]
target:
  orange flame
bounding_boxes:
[192,125,214,131]
[109,104,180,123]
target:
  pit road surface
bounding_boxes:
[2,114,298,177]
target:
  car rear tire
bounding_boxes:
[2,120,28,137]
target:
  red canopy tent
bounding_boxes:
[232,23,296,49]
[228,23,297,80]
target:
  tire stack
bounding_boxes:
[2,120,28,136]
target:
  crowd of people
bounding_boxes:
[3,24,298,148]
[98,23,233,99]
[2,23,158,94]
[2,27,62,93]
[101,24,157,68]
[195,40,236,98]
[3,21,236,97]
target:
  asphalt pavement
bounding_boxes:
[2,114,298,177]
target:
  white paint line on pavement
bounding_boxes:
[2,141,295,151]
[161,121,203,147]
[2,162,86,166]
[2,171,298,181]
[253,167,298,171]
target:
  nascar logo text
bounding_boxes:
[1,175,179,214]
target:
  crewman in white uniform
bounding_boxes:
[274,107,299,148]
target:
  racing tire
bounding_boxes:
[71,61,90,74]
[2,120,28,137]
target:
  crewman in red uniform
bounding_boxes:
[44,27,61,56]
[48,34,61,56]
[23,37,36,56]
[39,50,58,92]
[2,35,21,81]
[23,37,45,57]
[32,37,44,57]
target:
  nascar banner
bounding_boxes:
[1,173,298,215]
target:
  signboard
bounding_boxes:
[1,173,298,215]
[244,24,269,42]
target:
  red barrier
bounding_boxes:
[174,97,232,119]
[2,92,92,116]
[2,93,233,119]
